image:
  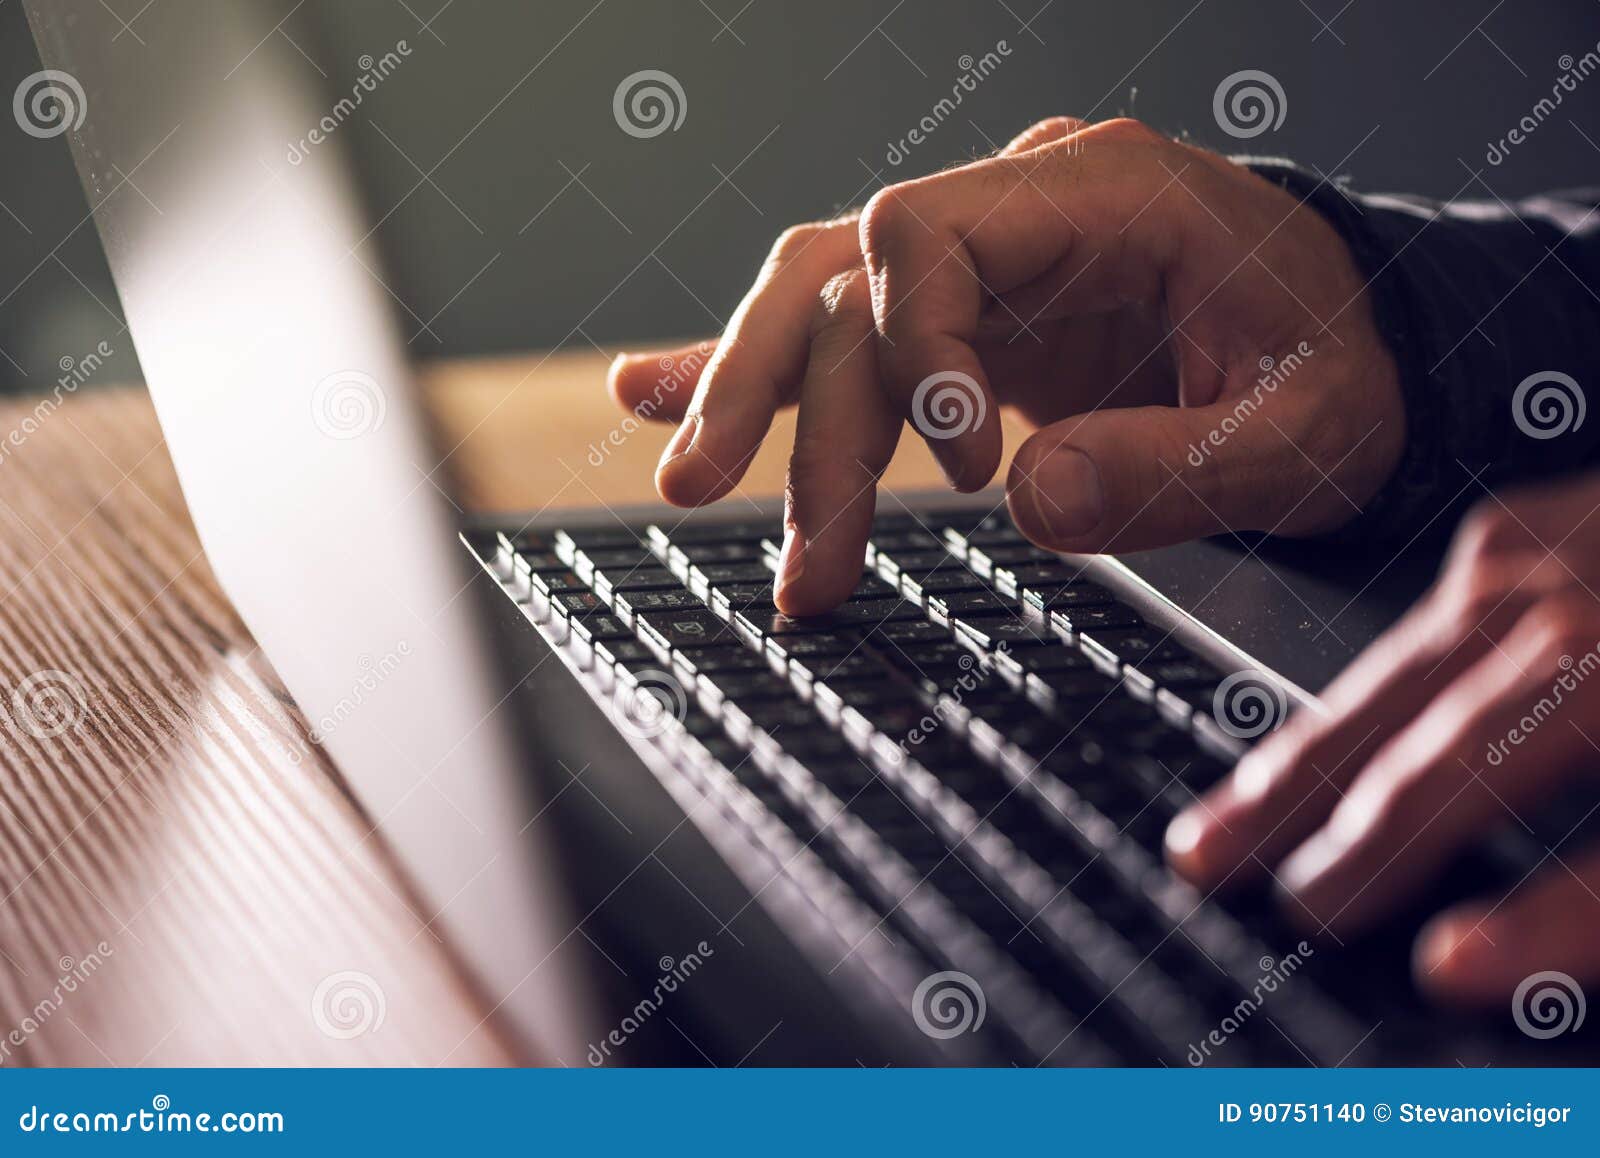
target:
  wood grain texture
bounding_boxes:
[0,385,510,1066]
[0,348,1025,1066]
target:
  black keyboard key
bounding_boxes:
[928,590,1013,623]
[953,614,1059,650]
[874,549,963,582]
[869,529,947,554]
[554,526,646,558]
[529,570,590,596]
[698,669,795,705]
[552,591,607,618]
[1075,627,1186,670]
[649,520,781,546]
[764,631,862,662]
[690,561,775,586]
[594,567,680,596]
[863,620,949,645]
[1049,604,1143,636]
[614,588,704,620]
[505,544,568,573]
[899,569,991,602]
[567,613,633,644]
[671,647,773,680]
[998,646,1095,675]
[636,609,742,650]
[992,561,1089,596]
[1021,582,1116,612]
[788,652,890,683]
[594,638,656,668]
[967,545,1058,577]
[726,698,823,737]
[738,600,920,640]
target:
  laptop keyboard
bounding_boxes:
[469,509,1366,1067]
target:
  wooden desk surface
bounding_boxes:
[0,349,1024,1065]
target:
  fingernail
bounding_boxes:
[661,414,700,466]
[1026,447,1102,541]
[1165,810,1205,858]
[1278,832,1341,897]
[776,524,807,596]
[1418,912,1500,980]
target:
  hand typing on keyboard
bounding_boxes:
[1167,472,1600,1006]
[606,116,1405,615]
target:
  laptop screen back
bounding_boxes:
[22,0,596,1058]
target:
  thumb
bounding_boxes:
[1005,397,1309,553]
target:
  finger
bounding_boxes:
[607,341,715,423]
[657,218,860,506]
[774,270,903,615]
[1416,844,1600,1005]
[1166,571,1536,891]
[1002,376,1329,552]
[1277,591,1600,935]
[860,118,1181,491]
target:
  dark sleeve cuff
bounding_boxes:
[1239,158,1600,546]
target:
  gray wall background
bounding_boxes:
[2,0,1599,393]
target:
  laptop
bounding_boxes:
[26,0,1591,1066]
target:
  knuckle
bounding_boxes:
[815,268,872,320]
[859,185,918,261]
[1454,502,1527,566]
[1521,592,1600,662]
[767,222,826,267]
[1092,116,1161,144]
